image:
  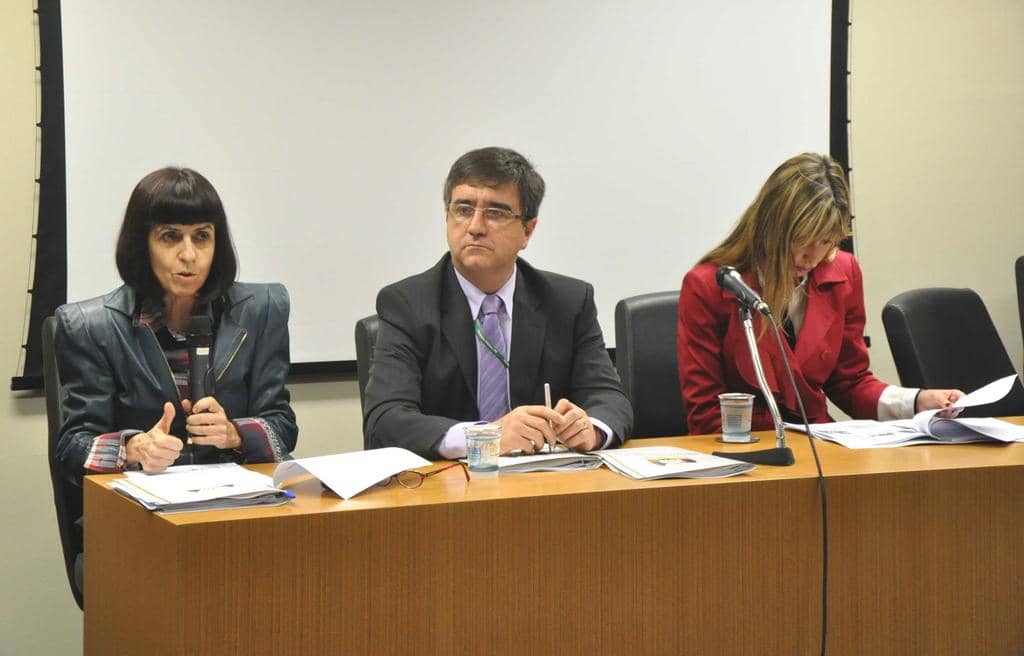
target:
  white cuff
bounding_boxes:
[437,422,478,460]
[877,385,919,421]
[589,417,614,450]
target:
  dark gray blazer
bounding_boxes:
[364,255,632,458]
[54,282,298,484]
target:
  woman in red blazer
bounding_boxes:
[677,153,962,435]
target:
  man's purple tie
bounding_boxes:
[477,294,510,422]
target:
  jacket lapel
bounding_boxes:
[793,260,846,372]
[730,315,782,394]
[213,286,252,382]
[509,265,545,406]
[440,262,479,402]
[104,286,180,402]
[719,276,782,395]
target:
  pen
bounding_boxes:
[544,382,554,452]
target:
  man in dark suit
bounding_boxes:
[364,147,632,459]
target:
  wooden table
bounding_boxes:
[84,425,1024,655]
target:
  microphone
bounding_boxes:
[185,307,214,402]
[715,266,771,316]
[710,267,793,466]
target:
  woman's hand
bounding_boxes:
[126,402,183,472]
[916,388,965,414]
[182,397,242,450]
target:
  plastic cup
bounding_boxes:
[718,393,755,443]
[465,424,501,476]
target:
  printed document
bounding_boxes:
[111,463,291,512]
[787,374,1024,448]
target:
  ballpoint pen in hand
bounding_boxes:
[544,382,555,451]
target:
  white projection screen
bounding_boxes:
[62,1,831,365]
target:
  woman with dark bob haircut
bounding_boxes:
[55,167,298,483]
[677,153,962,435]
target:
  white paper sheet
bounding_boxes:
[273,447,430,500]
[913,373,1021,430]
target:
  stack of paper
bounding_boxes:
[596,446,755,479]
[488,445,754,479]
[494,448,603,473]
[110,463,292,513]
[787,374,1024,449]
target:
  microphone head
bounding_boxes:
[715,265,738,288]
[185,313,213,347]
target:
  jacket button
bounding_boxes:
[820,350,830,360]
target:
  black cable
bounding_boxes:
[768,317,829,656]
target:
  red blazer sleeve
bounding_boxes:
[677,264,732,435]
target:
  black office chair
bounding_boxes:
[354,315,380,447]
[42,316,84,610]
[882,288,1024,417]
[614,291,687,437]
[1015,256,1024,369]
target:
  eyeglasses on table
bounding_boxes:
[376,461,470,489]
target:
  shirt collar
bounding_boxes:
[137,296,167,329]
[753,269,810,291]
[453,265,517,320]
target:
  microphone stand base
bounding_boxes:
[712,447,795,467]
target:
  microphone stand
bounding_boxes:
[712,290,829,655]
[712,305,794,466]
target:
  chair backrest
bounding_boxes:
[614,291,686,437]
[1016,256,1024,369]
[354,314,380,446]
[42,316,84,609]
[881,288,1024,417]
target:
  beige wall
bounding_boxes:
[851,0,1024,384]
[1,1,1021,653]
[1,3,80,652]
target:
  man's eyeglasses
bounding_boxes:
[376,461,470,489]
[446,202,525,226]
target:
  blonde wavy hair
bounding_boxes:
[700,153,852,322]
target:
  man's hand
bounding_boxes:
[553,399,604,452]
[495,405,563,455]
[125,402,183,472]
[182,397,242,451]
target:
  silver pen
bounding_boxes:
[544,382,554,452]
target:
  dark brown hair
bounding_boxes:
[443,147,546,220]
